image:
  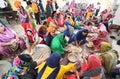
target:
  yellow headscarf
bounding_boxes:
[100,42,112,52]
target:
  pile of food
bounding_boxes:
[65,44,82,53]
[32,44,51,61]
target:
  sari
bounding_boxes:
[100,42,112,53]
[0,27,25,57]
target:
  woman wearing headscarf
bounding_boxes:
[74,14,82,29]
[25,28,42,54]
[98,42,112,53]
[46,0,52,18]
[79,54,105,79]
[68,29,89,47]
[0,23,26,57]
[14,2,31,33]
[31,0,41,25]
[3,54,47,79]
[58,13,64,27]
[26,1,36,29]
[50,33,67,55]
[45,17,56,46]
[63,22,74,38]
[36,52,77,79]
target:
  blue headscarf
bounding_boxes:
[46,52,61,68]
[36,52,61,79]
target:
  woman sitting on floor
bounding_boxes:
[45,17,56,46]
[58,12,64,27]
[51,33,67,55]
[38,21,47,38]
[3,54,47,79]
[68,29,89,47]
[36,52,79,79]
[0,23,26,57]
[25,28,42,54]
[63,21,74,38]
[79,53,106,79]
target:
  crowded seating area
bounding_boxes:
[0,0,120,79]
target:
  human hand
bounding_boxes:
[10,39,16,44]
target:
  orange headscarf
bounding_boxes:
[14,1,21,8]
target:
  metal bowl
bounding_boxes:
[68,53,78,62]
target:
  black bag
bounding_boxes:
[117,40,120,45]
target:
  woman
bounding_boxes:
[31,0,41,25]
[64,22,74,38]
[37,52,77,79]
[68,29,89,47]
[25,28,42,54]
[26,1,36,29]
[38,21,48,44]
[45,17,56,46]
[15,3,31,33]
[58,13,64,27]
[51,33,67,55]
[46,0,52,18]
[98,42,112,53]
[3,54,47,79]
[74,15,82,29]
[38,21,47,38]
[79,53,105,79]
[0,23,25,57]
[86,8,92,19]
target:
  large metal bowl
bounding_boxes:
[32,44,51,61]
[68,53,78,62]
[0,60,12,79]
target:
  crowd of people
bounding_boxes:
[0,0,120,79]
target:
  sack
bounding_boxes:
[8,43,19,52]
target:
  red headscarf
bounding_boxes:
[47,17,52,24]
[80,55,101,72]
[26,28,37,43]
